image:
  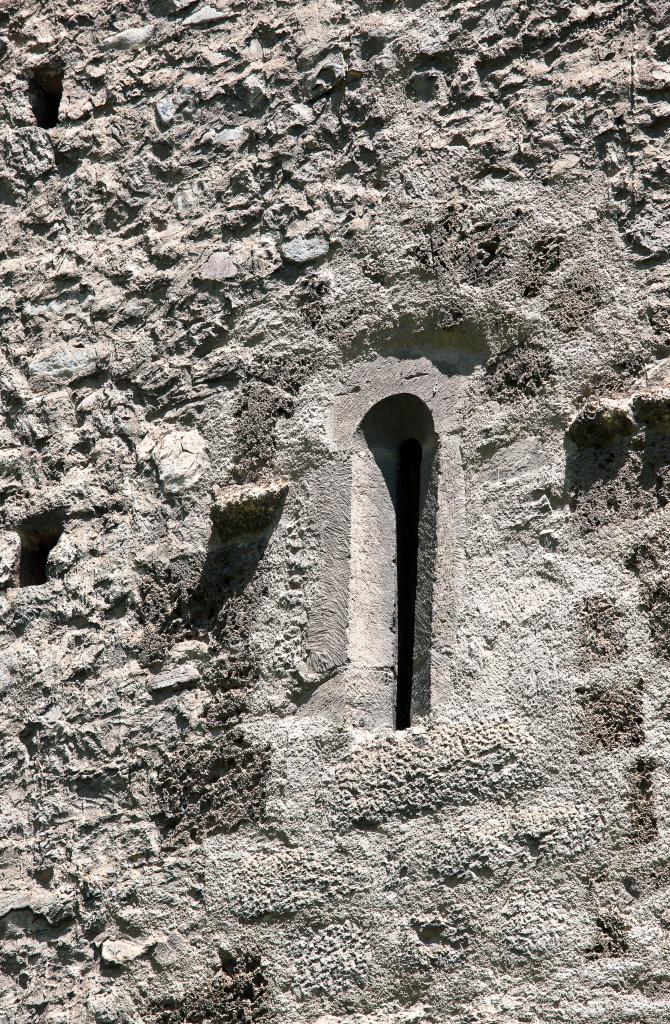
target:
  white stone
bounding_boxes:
[100,939,153,967]
[281,235,330,265]
[151,429,207,494]
[101,26,154,50]
[156,97,177,128]
[197,251,238,282]
[148,663,201,692]
[182,5,230,25]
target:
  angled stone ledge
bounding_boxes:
[210,479,288,542]
[632,390,670,432]
[567,399,636,449]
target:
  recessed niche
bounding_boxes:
[28,64,64,129]
[18,521,64,587]
[357,393,438,730]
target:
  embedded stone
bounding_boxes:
[156,97,177,128]
[28,345,105,383]
[5,127,54,180]
[150,429,208,494]
[280,235,330,265]
[305,51,347,99]
[632,390,670,432]
[238,73,267,112]
[182,4,231,25]
[148,663,201,693]
[196,251,238,282]
[211,479,288,540]
[101,939,154,967]
[567,400,635,449]
[101,26,154,50]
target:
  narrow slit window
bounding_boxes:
[28,65,63,129]
[18,524,63,587]
[395,438,422,729]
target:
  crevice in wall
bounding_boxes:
[28,63,64,129]
[17,519,64,587]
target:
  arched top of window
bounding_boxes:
[357,392,437,457]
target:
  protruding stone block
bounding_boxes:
[210,479,288,541]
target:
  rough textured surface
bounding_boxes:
[2,1,670,1022]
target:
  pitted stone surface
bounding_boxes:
[2,2,670,1023]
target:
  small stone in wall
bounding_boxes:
[5,127,55,181]
[211,479,288,540]
[101,938,155,968]
[567,399,635,449]
[196,251,238,282]
[237,73,267,112]
[155,96,176,128]
[305,51,347,99]
[209,126,247,147]
[281,235,330,265]
[633,390,670,432]
[0,534,20,588]
[148,662,201,694]
[101,25,154,50]
[150,429,208,495]
[28,344,107,383]
[182,4,231,26]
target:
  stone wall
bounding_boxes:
[2,1,670,1022]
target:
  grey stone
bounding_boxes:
[101,25,154,50]
[27,345,105,383]
[4,127,54,180]
[155,97,177,128]
[196,250,238,281]
[238,73,267,112]
[212,126,247,146]
[148,663,201,692]
[280,235,330,264]
[182,5,231,26]
[305,51,347,99]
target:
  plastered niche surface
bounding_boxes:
[303,354,466,727]
[2,2,670,1023]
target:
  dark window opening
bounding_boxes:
[18,524,63,587]
[396,438,422,730]
[28,65,63,129]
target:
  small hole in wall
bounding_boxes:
[28,64,64,129]
[18,524,63,587]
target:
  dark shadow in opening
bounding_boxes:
[396,438,422,729]
[360,393,438,729]
[28,64,63,129]
[18,517,64,587]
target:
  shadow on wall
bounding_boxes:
[137,482,287,672]
[187,479,288,635]
[186,533,270,636]
[565,397,670,532]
